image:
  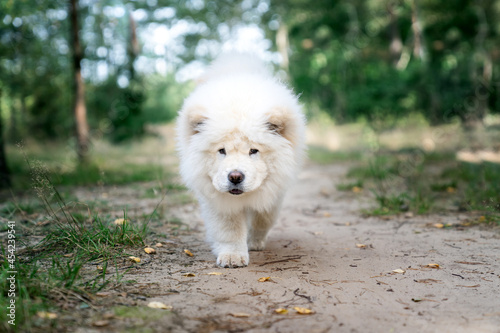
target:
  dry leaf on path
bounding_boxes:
[258,276,272,282]
[147,302,172,310]
[433,223,444,228]
[128,256,141,263]
[207,272,223,276]
[293,307,314,315]
[155,242,163,247]
[352,186,362,193]
[113,218,126,225]
[36,311,58,319]
[184,249,194,257]
[275,308,289,314]
[183,273,196,277]
[144,247,156,254]
[356,244,366,248]
[392,269,406,274]
[426,263,440,269]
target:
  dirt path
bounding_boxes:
[79,162,500,333]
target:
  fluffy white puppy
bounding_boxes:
[176,53,306,268]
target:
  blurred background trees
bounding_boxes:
[0,0,499,188]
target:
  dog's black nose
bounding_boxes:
[228,171,245,184]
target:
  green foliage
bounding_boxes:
[142,75,193,124]
[271,0,500,125]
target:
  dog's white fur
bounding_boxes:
[176,53,306,267]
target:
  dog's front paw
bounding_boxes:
[217,252,249,268]
[248,239,266,251]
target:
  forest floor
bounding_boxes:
[2,122,500,332]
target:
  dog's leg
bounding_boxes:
[202,205,249,268]
[248,207,279,251]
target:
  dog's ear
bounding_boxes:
[266,107,297,144]
[187,107,208,136]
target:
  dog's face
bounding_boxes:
[177,75,305,205]
[208,133,268,196]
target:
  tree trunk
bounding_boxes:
[70,0,89,163]
[128,12,139,80]
[276,24,289,73]
[411,0,425,61]
[0,89,11,189]
[387,3,402,67]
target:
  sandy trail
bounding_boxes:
[101,162,499,333]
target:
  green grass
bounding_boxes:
[5,141,172,189]
[336,180,363,191]
[337,150,500,221]
[0,158,164,332]
[308,146,363,164]
[0,249,88,332]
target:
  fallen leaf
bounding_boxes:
[155,242,163,247]
[411,298,422,302]
[144,247,156,254]
[258,276,272,282]
[183,273,196,277]
[426,263,440,269]
[293,307,314,315]
[147,302,172,310]
[36,311,58,319]
[392,269,406,274]
[478,216,486,222]
[63,253,74,258]
[96,265,104,271]
[128,256,141,263]
[207,272,223,276]
[184,249,194,257]
[229,313,250,318]
[113,218,127,225]
[92,320,110,327]
[433,223,444,228]
[356,244,366,248]
[352,186,362,193]
[446,187,456,193]
[274,308,288,314]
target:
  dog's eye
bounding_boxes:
[249,149,259,155]
[218,148,226,155]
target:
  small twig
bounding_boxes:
[293,288,313,303]
[452,273,465,279]
[258,255,304,266]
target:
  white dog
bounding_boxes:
[176,53,306,268]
